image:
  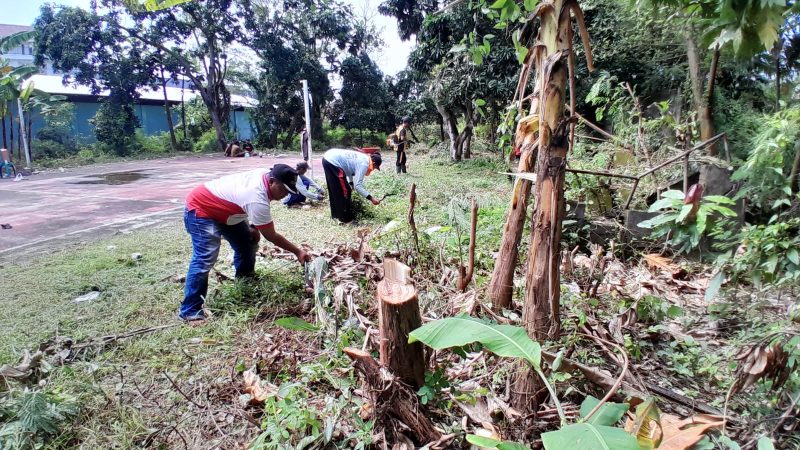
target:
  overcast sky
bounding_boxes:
[0,0,414,76]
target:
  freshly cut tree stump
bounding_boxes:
[343,348,442,444]
[378,259,426,389]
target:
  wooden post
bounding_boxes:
[344,348,442,443]
[408,183,419,253]
[378,259,426,389]
[458,198,478,292]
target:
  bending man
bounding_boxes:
[181,164,311,322]
[283,161,325,207]
[321,148,382,224]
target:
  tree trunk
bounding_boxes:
[408,183,419,253]
[161,69,180,152]
[437,103,462,161]
[489,116,539,310]
[511,0,576,411]
[462,104,474,159]
[685,27,717,156]
[774,38,782,109]
[282,112,304,149]
[685,26,703,121]
[202,89,228,153]
[343,348,442,444]
[17,99,31,167]
[378,259,426,389]
[488,107,498,148]
[457,199,478,292]
[438,114,445,141]
[181,77,188,143]
[701,46,720,156]
[1,115,6,149]
[9,108,16,159]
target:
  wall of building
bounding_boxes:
[3,99,254,148]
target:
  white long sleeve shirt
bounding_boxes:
[295,175,323,201]
[322,148,373,199]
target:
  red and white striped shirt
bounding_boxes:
[186,169,273,229]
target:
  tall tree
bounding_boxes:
[330,53,396,143]
[241,0,371,147]
[400,2,518,160]
[642,0,795,155]
[34,0,241,153]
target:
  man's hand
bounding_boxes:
[295,249,311,264]
[371,197,381,206]
[249,225,261,244]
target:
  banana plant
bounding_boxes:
[409,317,642,449]
[0,30,40,165]
[409,316,564,422]
[0,66,38,166]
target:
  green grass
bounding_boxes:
[0,153,513,448]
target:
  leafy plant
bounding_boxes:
[638,189,737,254]
[408,316,566,421]
[0,388,78,449]
[541,396,639,450]
[731,107,800,212]
[417,369,450,405]
[250,383,323,449]
[713,217,800,290]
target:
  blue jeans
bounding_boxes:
[181,209,258,319]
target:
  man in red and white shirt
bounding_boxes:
[181,164,310,322]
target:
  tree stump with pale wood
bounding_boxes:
[377,258,426,389]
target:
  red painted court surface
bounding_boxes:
[0,154,320,258]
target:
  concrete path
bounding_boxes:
[0,153,320,258]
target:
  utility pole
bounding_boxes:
[301,79,314,178]
[17,98,31,168]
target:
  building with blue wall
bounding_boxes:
[12,74,255,146]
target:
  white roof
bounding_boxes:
[22,74,257,108]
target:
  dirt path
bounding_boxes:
[0,153,321,259]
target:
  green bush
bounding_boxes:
[714,217,800,290]
[133,131,171,154]
[319,125,387,149]
[32,139,75,159]
[90,101,139,156]
[193,128,220,153]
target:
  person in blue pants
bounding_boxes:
[181,164,311,323]
[283,162,325,207]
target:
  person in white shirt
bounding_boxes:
[321,149,382,224]
[181,164,311,323]
[283,162,326,207]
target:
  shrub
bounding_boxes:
[193,129,220,153]
[133,131,171,154]
[638,189,738,254]
[90,101,139,155]
[32,140,74,159]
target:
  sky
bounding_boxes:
[0,0,415,76]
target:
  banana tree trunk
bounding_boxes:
[489,115,540,310]
[510,0,592,412]
[17,98,31,167]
